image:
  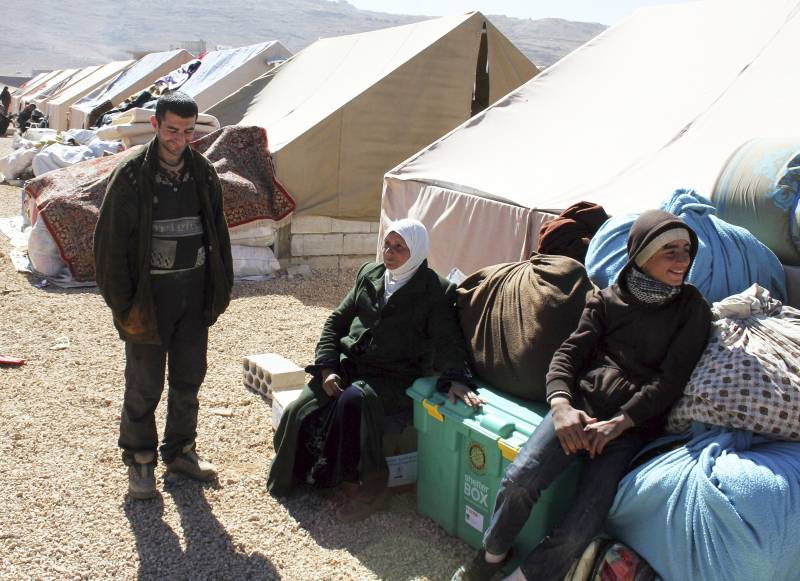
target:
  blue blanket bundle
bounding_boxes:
[585,189,788,303]
[606,425,800,581]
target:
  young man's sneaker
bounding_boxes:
[450,548,512,581]
[128,451,157,500]
[165,444,217,482]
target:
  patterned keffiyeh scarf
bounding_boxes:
[625,266,681,304]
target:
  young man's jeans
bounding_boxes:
[482,412,646,581]
[119,269,208,465]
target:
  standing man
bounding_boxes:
[0,86,11,114]
[94,91,233,499]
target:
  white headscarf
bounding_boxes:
[383,218,429,302]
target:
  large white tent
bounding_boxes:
[209,12,538,220]
[177,41,291,112]
[70,49,192,129]
[381,0,800,276]
[47,60,134,131]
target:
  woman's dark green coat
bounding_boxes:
[267,260,470,496]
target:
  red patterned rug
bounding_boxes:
[25,126,295,282]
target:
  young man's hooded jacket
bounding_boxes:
[94,137,234,344]
[546,210,712,436]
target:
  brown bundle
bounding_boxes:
[456,254,595,401]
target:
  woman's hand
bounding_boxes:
[447,381,484,408]
[550,397,597,455]
[321,368,344,398]
[583,413,634,459]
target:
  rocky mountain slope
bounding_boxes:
[3,0,605,74]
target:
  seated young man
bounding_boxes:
[452,209,712,581]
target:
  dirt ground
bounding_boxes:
[0,135,473,580]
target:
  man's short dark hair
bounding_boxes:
[155,91,198,123]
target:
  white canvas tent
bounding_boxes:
[209,12,538,220]
[70,49,192,129]
[381,0,800,276]
[12,69,60,113]
[47,60,134,131]
[32,65,100,111]
[177,41,291,112]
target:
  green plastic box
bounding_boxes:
[406,376,582,558]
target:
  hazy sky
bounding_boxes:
[346,0,694,25]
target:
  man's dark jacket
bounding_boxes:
[93,138,234,344]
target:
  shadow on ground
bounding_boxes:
[124,479,280,580]
[280,486,471,581]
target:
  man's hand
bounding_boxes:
[584,413,634,459]
[321,368,344,398]
[447,381,484,408]
[550,397,597,455]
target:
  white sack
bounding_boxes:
[22,128,57,142]
[32,144,94,176]
[232,245,280,278]
[28,218,68,277]
[0,148,37,179]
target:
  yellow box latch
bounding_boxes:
[498,440,519,461]
[422,399,444,422]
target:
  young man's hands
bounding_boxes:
[550,397,596,455]
[550,397,634,459]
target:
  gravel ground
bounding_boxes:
[0,136,473,580]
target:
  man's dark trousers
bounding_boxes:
[119,268,207,464]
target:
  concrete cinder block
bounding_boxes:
[290,215,333,234]
[370,222,381,233]
[331,218,373,233]
[300,233,344,256]
[290,234,304,257]
[339,255,373,270]
[343,233,378,255]
[271,388,304,428]
[242,353,306,396]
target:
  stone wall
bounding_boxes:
[286,215,380,270]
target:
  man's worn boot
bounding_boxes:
[128,451,157,500]
[165,444,217,482]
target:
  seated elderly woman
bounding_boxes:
[452,209,712,581]
[267,218,478,520]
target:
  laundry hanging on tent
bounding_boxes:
[585,189,787,303]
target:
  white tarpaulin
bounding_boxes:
[70,49,192,129]
[177,41,291,112]
[209,12,538,220]
[381,0,800,276]
[47,60,133,131]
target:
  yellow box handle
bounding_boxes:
[498,440,519,461]
[422,399,444,422]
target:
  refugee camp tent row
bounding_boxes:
[11,69,61,113]
[7,72,46,112]
[47,60,134,132]
[381,0,800,279]
[69,49,193,129]
[32,66,101,111]
[209,11,538,221]
[93,41,292,146]
[23,69,81,112]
